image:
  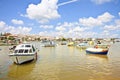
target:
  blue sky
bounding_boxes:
[0,0,120,38]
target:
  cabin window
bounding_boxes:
[29,49,32,53]
[24,49,28,53]
[25,45,31,47]
[18,49,24,53]
[14,50,18,53]
[32,46,35,52]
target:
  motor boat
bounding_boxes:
[41,41,56,47]
[76,42,88,49]
[86,48,108,55]
[9,43,37,64]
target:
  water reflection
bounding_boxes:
[76,48,86,52]
[0,43,120,80]
[8,61,36,79]
[86,54,108,61]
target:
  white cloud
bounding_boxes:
[53,12,117,38]
[57,22,75,28]
[104,25,116,31]
[8,26,32,34]
[82,32,97,38]
[115,19,120,25]
[55,26,66,31]
[119,12,120,16]
[26,0,60,24]
[55,22,80,32]
[79,12,114,27]
[98,30,118,38]
[39,31,46,36]
[39,31,56,36]
[58,0,78,6]
[0,21,32,34]
[91,0,112,4]
[103,19,120,31]
[97,12,114,22]
[0,21,7,32]
[70,26,87,32]
[0,21,6,30]
[100,30,110,38]
[79,17,102,27]
[0,21,6,27]
[40,25,53,29]
[37,12,119,38]
[11,19,24,25]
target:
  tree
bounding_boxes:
[8,36,15,40]
[61,38,66,41]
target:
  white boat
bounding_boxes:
[41,41,56,47]
[9,43,37,64]
[76,42,88,49]
[86,48,108,55]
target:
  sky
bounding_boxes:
[0,0,120,38]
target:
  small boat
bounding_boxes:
[95,44,110,49]
[86,48,108,55]
[76,42,88,49]
[61,41,67,45]
[41,41,56,47]
[9,43,37,64]
[67,42,74,46]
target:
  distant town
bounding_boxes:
[0,32,120,46]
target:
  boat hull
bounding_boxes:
[86,48,108,55]
[44,44,55,47]
[76,45,87,49]
[9,53,37,64]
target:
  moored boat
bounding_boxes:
[61,41,67,45]
[9,43,37,64]
[95,44,110,49]
[41,40,56,47]
[76,42,88,49]
[67,42,74,46]
[86,48,108,55]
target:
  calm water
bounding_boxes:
[0,42,120,80]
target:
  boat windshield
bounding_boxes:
[24,49,29,53]
[18,49,24,53]
[29,49,32,53]
[14,49,30,53]
[25,45,31,47]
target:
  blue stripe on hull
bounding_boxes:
[86,50,108,55]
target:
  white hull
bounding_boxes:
[9,54,37,64]
[9,43,37,64]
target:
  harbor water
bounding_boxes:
[0,42,120,80]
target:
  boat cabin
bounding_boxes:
[14,44,36,54]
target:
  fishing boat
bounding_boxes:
[9,43,37,64]
[86,48,108,55]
